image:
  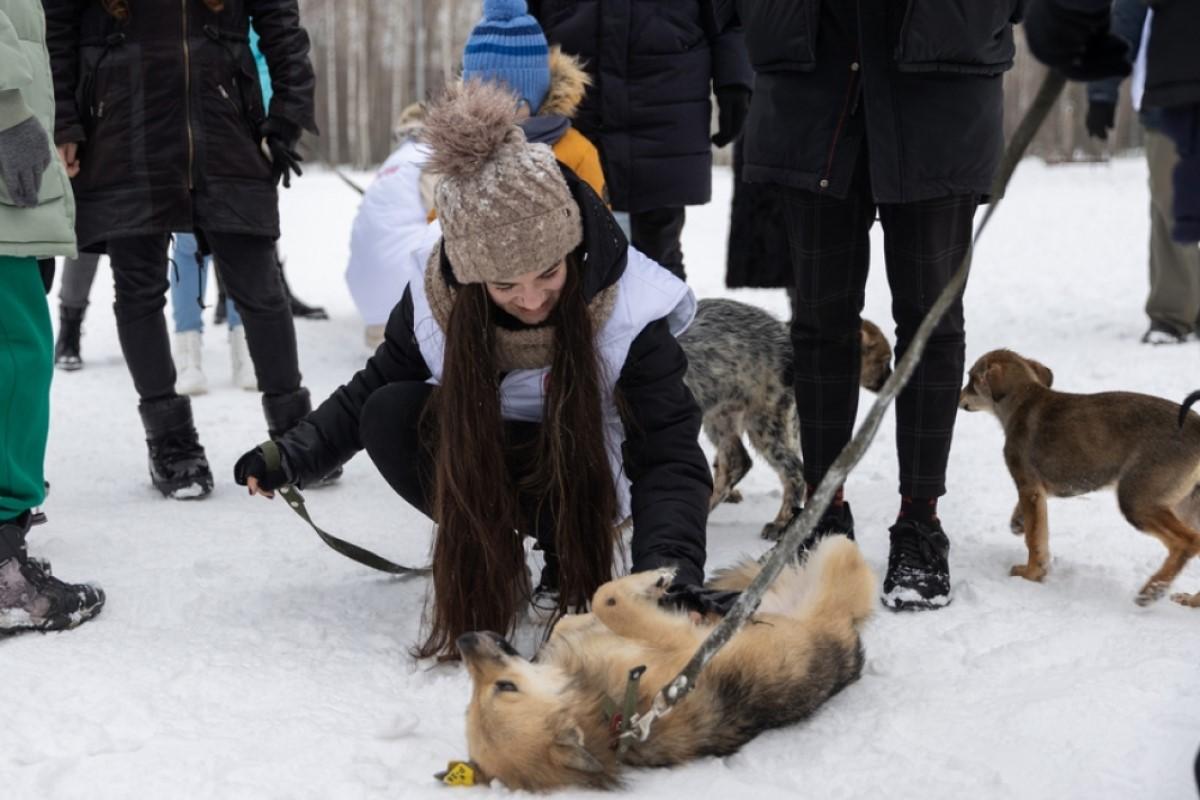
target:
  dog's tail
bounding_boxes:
[1179,390,1200,430]
[795,535,876,628]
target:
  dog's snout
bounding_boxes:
[457,631,519,660]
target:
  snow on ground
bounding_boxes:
[5,156,1199,799]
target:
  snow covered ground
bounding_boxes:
[5,156,1199,799]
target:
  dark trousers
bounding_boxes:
[783,155,977,499]
[360,382,561,584]
[631,206,686,280]
[106,231,301,401]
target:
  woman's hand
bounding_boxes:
[233,445,292,498]
[246,475,274,500]
[57,142,80,178]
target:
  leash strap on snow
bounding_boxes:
[333,167,367,195]
[261,441,431,577]
[620,69,1069,747]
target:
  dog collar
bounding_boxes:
[601,665,646,755]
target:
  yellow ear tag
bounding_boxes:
[436,760,476,787]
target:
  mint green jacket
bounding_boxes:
[0,0,75,258]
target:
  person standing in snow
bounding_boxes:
[234,81,712,660]
[0,0,105,634]
[712,0,1026,611]
[528,0,753,280]
[43,0,321,500]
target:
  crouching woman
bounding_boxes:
[233,81,711,659]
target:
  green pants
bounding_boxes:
[0,256,52,519]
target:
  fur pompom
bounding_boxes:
[421,80,526,180]
[482,0,528,21]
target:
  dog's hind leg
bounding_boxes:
[746,401,804,541]
[1170,590,1200,607]
[1123,506,1200,605]
[706,407,751,510]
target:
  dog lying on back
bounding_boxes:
[679,298,893,539]
[959,348,1200,607]
[458,536,875,791]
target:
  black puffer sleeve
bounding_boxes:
[278,287,432,484]
[42,0,87,145]
[243,0,317,134]
[617,318,711,586]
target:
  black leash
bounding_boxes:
[620,70,1070,747]
[334,168,367,195]
[261,441,430,577]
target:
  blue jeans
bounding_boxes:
[169,233,241,332]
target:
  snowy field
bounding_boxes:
[5,156,1200,799]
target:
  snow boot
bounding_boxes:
[0,512,105,635]
[263,389,342,486]
[54,305,85,371]
[139,395,214,499]
[278,252,328,320]
[881,517,952,611]
[173,330,208,396]
[795,501,856,556]
[229,326,258,391]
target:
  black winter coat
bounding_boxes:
[1144,0,1200,109]
[44,0,317,251]
[717,0,1024,203]
[725,135,789,289]
[528,0,753,214]
[274,171,712,586]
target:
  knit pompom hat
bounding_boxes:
[462,0,551,114]
[421,79,583,286]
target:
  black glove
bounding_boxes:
[260,118,303,188]
[0,116,52,208]
[660,583,742,617]
[1085,100,1116,140]
[233,444,294,491]
[1024,0,1131,82]
[712,86,751,148]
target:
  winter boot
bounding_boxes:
[139,395,214,499]
[0,513,105,635]
[173,330,208,396]
[278,252,328,321]
[795,501,856,556]
[54,305,85,371]
[229,326,258,391]
[881,518,952,611]
[263,388,342,486]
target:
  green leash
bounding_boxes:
[261,441,431,577]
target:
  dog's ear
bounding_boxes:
[983,362,1008,402]
[551,725,605,775]
[1029,359,1054,388]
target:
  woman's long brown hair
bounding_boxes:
[102,0,225,20]
[417,256,620,660]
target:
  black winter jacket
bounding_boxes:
[43,0,317,251]
[717,0,1024,203]
[528,0,753,214]
[274,171,712,586]
[1144,0,1200,109]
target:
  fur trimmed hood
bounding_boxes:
[537,46,591,119]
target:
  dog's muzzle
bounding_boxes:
[457,631,519,661]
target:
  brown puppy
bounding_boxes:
[959,349,1200,607]
[458,536,875,791]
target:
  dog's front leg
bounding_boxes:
[1009,502,1024,536]
[1010,485,1050,582]
[593,569,700,650]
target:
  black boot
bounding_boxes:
[138,396,214,500]
[54,306,85,371]
[263,389,342,485]
[0,512,105,635]
[795,501,856,555]
[881,518,952,611]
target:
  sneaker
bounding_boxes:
[54,306,85,371]
[0,557,105,635]
[229,326,258,391]
[1142,323,1189,345]
[796,501,856,554]
[881,518,952,611]
[138,396,214,500]
[173,330,208,396]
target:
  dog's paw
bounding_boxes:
[760,521,785,541]
[1169,591,1200,608]
[727,488,744,504]
[1009,517,1024,536]
[1135,581,1168,606]
[1009,564,1046,582]
[599,568,676,607]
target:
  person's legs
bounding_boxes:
[107,235,213,498]
[1144,127,1200,341]
[630,207,687,280]
[54,252,101,371]
[169,233,207,334]
[876,191,977,610]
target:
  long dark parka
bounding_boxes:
[418,255,620,661]
[43,0,317,250]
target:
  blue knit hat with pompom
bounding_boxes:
[462,0,551,114]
